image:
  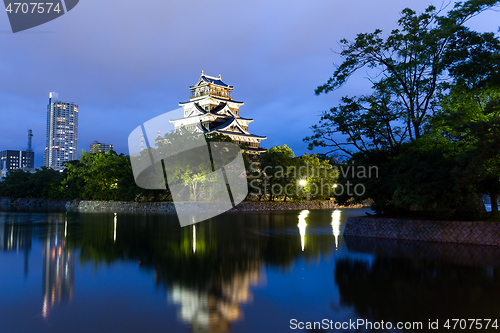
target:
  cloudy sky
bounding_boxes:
[0,0,498,167]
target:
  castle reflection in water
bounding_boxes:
[0,209,343,333]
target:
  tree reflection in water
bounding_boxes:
[336,243,500,331]
[4,210,500,332]
[0,209,360,332]
[63,211,337,332]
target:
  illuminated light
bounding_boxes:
[42,295,49,319]
[113,213,117,243]
[333,184,338,188]
[331,210,341,249]
[192,225,196,254]
[298,210,309,251]
[139,261,141,264]
[299,179,306,186]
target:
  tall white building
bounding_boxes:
[44,92,79,170]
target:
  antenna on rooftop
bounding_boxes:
[27,129,33,152]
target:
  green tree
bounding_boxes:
[305,0,500,218]
[435,87,500,217]
[306,0,500,156]
[29,167,64,198]
[258,145,296,201]
[0,169,32,198]
[296,153,339,200]
[63,151,144,201]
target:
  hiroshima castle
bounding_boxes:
[170,71,267,157]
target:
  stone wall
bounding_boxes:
[70,200,338,213]
[0,197,340,213]
[230,200,338,212]
[344,217,500,246]
[0,197,67,211]
[66,200,177,213]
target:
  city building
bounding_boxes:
[44,92,79,171]
[90,140,114,153]
[170,71,267,158]
[0,149,35,170]
[0,129,36,178]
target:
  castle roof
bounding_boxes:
[215,129,267,139]
[190,71,233,89]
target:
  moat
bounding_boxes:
[1,208,500,333]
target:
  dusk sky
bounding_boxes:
[0,0,498,167]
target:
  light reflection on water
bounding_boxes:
[331,210,341,249]
[297,210,308,251]
[1,208,500,333]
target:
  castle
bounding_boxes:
[170,72,267,158]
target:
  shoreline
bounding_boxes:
[0,197,369,213]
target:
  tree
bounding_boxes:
[305,0,500,156]
[258,145,296,201]
[0,167,64,199]
[434,86,500,217]
[29,167,64,198]
[296,153,339,200]
[305,0,500,218]
[0,169,32,198]
[155,131,243,202]
[63,151,144,201]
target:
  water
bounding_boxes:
[0,209,500,333]
[485,203,500,211]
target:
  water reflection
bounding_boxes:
[3,209,500,333]
[340,236,500,331]
[0,213,75,320]
[168,261,262,333]
[331,210,340,249]
[0,215,32,277]
[193,225,196,254]
[297,210,308,251]
[113,212,117,243]
[42,213,74,319]
[335,255,500,328]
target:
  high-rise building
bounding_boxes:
[44,92,79,171]
[89,140,114,153]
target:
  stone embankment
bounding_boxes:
[0,197,68,211]
[0,197,346,213]
[71,199,340,213]
[344,216,500,246]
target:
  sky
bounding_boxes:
[0,0,498,167]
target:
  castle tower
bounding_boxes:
[170,72,267,158]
